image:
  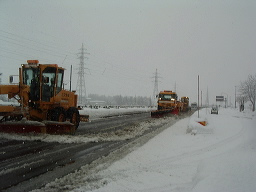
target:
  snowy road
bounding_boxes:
[3,108,252,192]
[0,109,191,191]
[65,108,256,192]
[0,112,149,191]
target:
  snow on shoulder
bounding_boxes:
[187,108,215,135]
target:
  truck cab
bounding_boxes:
[157,90,178,110]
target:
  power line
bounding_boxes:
[0,30,76,56]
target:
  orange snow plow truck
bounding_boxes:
[0,60,88,134]
[151,90,189,118]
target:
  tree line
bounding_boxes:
[0,93,153,107]
[87,94,152,106]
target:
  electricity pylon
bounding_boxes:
[152,69,160,106]
[76,43,89,106]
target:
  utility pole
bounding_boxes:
[235,86,237,108]
[70,65,72,92]
[206,87,209,108]
[201,90,202,108]
[0,73,2,85]
[76,43,89,106]
[198,75,200,118]
[0,73,3,101]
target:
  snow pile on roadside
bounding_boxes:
[66,108,256,192]
[84,117,175,142]
[0,132,96,144]
[187,108,214,134]
[79,107,153,120]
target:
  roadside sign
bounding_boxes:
[216,96,224,102]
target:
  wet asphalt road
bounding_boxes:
[0,112,152,191]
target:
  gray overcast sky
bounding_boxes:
[0,0,255,105]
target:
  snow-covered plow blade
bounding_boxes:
[0,120,76,135]
[42,121,76,134]
[151,108,179,118]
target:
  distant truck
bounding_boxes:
[191,102,197,110]
[151,90,189,117]
[180,96,190,112]
[157,90,178,111]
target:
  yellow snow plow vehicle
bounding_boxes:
[151,90,189,118]
[0,60,88,134]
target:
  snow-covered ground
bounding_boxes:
[67,107,256,192]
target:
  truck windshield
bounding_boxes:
[42,67,56,102]
[159,94,177,100]
[23,67,40,101]
[56,69,64,94]
[23,68,39,86]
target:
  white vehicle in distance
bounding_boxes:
[191,102,197,110]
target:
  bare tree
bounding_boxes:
[236,95,247,112]
[240,74,256,111]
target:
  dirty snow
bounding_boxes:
[0,107,155,144]
[66,107,256,192]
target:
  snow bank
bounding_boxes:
[79,107,153,120]
[187,108,214,134]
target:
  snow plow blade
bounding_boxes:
[151,109,172,118]
[151,108,179,118]
[170,108,179,115]
[0,120,76,135]
[42,121,76,135]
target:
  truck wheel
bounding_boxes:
[67,107,80,129]
[51,108,66,122]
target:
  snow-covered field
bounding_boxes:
[67,107,256,192]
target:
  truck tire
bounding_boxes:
[67,107,80,129]
[51,107,66,122]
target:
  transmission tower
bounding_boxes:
[152,69,160,105]
[76,43,89,106]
